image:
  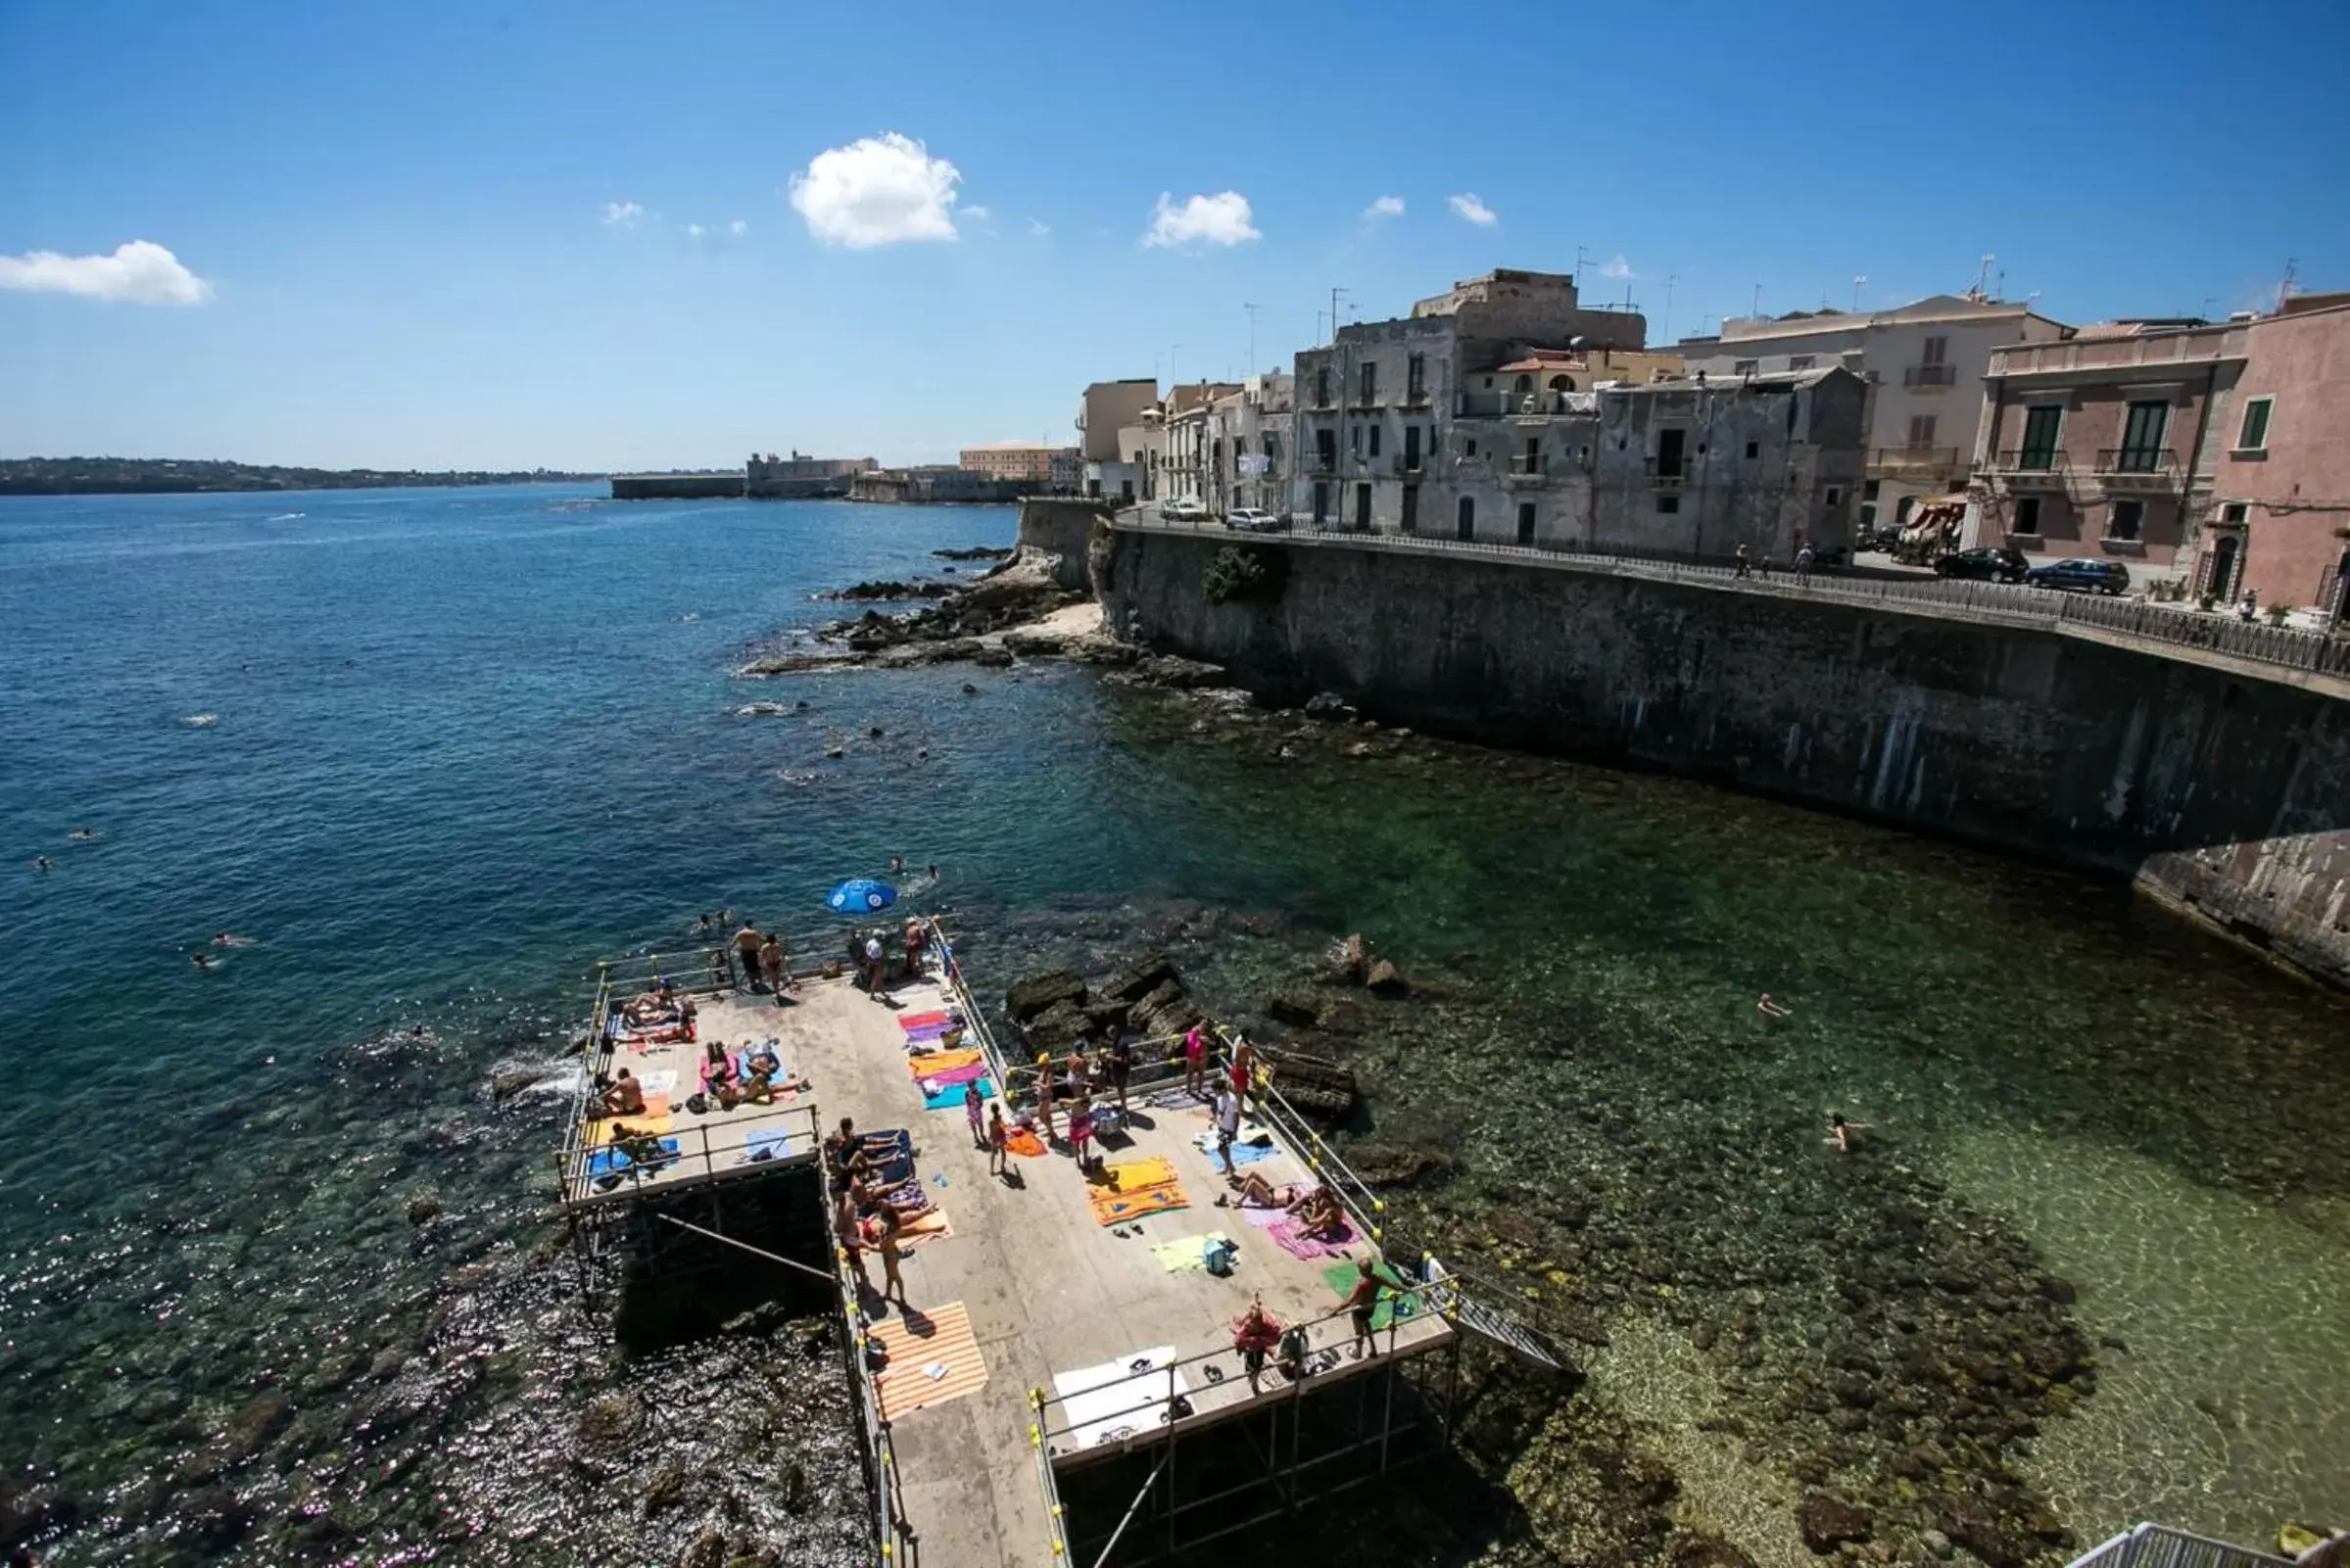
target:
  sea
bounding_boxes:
[0,484,2344,1566]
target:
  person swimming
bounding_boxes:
[191,951,213,970]
[30,857,51,874]
[212,932,255,947]
[1825,1114,1872,1153]
[69,827,99,842]
[1757,993,1794,1021]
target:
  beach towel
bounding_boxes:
[1004,1127,1048,1158]
[636,1070,680,1096]
[1149,1231,1233,1273]
[1087,1181,1189,1226]
[894,1209,954,1251]
[897,1011,952,1031]
[1101,1157,1179,1191]
[1322,1261,1419,1332]
[1050,1349,1188,1451]
[870,1301,986,1420]
[1142,1088,1202,1111]
[1190,1130,1276,1168]
[1272,1214,1361,1260]
[1237,1205,1291,1229]
[923,1076,993,1112]
[590,1110,674,1142]
[744,1127,800,1161]
[915,1060,989,1092]
[586,1137,680,1176]
[906,1048,984,1079]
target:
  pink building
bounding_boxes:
[2197,292,2350,619]
[1973,321,2245,585]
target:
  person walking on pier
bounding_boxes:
[734,919,765,990]
[1345,1259,1384,1361]
[835,1184,870,1289]
[1734,542,1751,579]
[759,932,788,1001]
[963,1078,987,1150]
[1796,543,1815,585]
[1213,1081,1242,1179]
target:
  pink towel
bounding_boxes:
[916,1060,989,1091]
[1238,1206,1289,1229]
[1270,1215,1360,1259]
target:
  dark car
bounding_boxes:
[2026,557,2133,595]
[1934,546,2030,584]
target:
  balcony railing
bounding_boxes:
[2095,449,2181,487]
[1867,446,1962,475]
[1990,449,2074,487]
[1904,363,1958,388]
[1456,391,1590,418]
[1645,457,1686,490]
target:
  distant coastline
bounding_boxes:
[0,456,603,497]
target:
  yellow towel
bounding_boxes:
[1102,1157,1178,1190]
[1087,1181,1190,1226]
[906,1049,984,1079]
[592,1111,674,1143]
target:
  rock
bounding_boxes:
[685,1530,729,1568]
[1004,631,1071,656]
[1365,958,1410,995]
[934,546,1013,560]
[577,1394,647,1454]
[818,579,954,601]
[1005,969,1087,1022]
[405,1194,443,1226]
[1920,1530,1953,1559]
[643,1461,688,1515]
[1264,991,1321,1027]
[1344,1144,1458,1189]
[1024,1000,1092,1050]
[1100,952,1179,1004]
[1127,978,1187,1036]
[961,683,980,695]
[226,1391,294,1458]
[1303,690,1358,720]
[0,1480,83,1550]
[1798,1492,1874,1554]
[733,701,787,717]
[1130,653,1227,689]
[1064,634,1140,666]
[177,1487,256,1553]
[489,1066,552,1099]
[1332,935,1369,983]
[972,644,1014,668]
[782,1461,810,1513]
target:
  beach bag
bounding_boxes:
[685,1093,708,1116]
[1204,1238,1237,1277]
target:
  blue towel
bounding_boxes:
[925,1077,994,1112]
[586,1137,681,1176]
[1222,1140,1276,1167]
[745,1128,797,1160]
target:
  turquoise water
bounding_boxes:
[2,486,2345,1565]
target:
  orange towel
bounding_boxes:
[1087,1181,1190,1226]
[1004,1128,1048,1159]
[868,1301,986,1420]
[906,1049,983,1079]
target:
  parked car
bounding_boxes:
[1158,497,1207,522]
[1934,546,2030,584]
[1225,507,1281,533]
[2026,557,2132,595]
[1860,525,1904,553]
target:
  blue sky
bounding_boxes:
[3,0,2345,472]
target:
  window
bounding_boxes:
[1516,501,1537,545]
[1407,354,1425,399]
[1921,335,1948,365]
[1368,423,1382,458]
[1456,496,1474,540]
[1355,483,1371,529]
[2014,497,2041,534]
[1312,481,1329,524]
[1826,487,1843,506]
[1788,355,1815,371]
[2109,499,2144,541]
[2236,397,2273,452]
[1316,429,1335,470]
[1746,441,1759,459]
[1350,424,1362,456]
[1315,366,1330,405]
[1359,359,1378,403]
[2119,401,2169,470]
[1658,494,1681,513]
[1734,358,1758,376]
[2019,405,2062,469]
[1906,414,1938,449]
[1263,433,1279,459]
[1863,480,1880,499]
[1400,484,1418,532]
[1403,425,1421,471]
[1655,428,1686,478]
[2221,502,2248,525]
[1464,438,1478,458]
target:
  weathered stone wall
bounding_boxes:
[1097,527,2350,988]
[1017,498,1113,591]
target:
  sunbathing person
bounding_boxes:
[598,1069,647,1117]
[622,983,680,1025]
[1228,1172,1307,1210]
[746,1044,782,1079]
[1295,1185,1349,1238]
[700,1040,738,1092]
[608,1122,667,1167]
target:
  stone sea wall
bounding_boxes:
[1016,498,1111,592]
[1097,526,2350,989]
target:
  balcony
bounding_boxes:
[2094,449,2182,491]
[1390,454,1425,478]
[1402,386,1430,407]
[1903,363,1958,389]
[1506,454,1549,488]
[1866,446,1962,479]
[1456,390,1591,418]
[1645,457,1686,492]
[1988,449,2074,490]
[1311,453,1338,475]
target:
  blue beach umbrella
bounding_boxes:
[826,878,897,914]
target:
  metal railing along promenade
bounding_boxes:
[1115,513,2350,682]
[2063,1524,2294,1568]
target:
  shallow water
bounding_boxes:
[1,487,2344,1563]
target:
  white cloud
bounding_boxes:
[729,218,748,237]
[1029,218,1050,237]
[962,204,992,221]
[601,200,645,227]
[1364,195,1405,220]
[0,240,212,306]
[686,222,706,239]
[788,131,961,249]
[1600,254,1633,280]
[1448,193,1498,227]
[1143,191,1260,249]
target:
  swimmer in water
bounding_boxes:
[31,857,51,874]
[69,827,98,842]
[889,854,905,875]
[1825,1114,1871,1153]
[1757,993,1794,1021]
[191,951,213,971]
[212,932,255,948]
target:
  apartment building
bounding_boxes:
[2195,292,2350,617]
[958,442,1079,487]
[1289,268,1647,533]
[1676,294,2067,536]
[1971,320,2246,585]
[1074,379,1161,464]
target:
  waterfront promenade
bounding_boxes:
[1113,512,2350,689]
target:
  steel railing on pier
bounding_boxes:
[2063,1524,2294,1568]
[1112,513,2350,681]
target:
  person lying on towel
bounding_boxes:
[700,1040,738,1094]
[621,983,680,1025]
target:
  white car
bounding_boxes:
[1225,507,1280,532]
[1161,497,1208,522]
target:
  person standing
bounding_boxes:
[1213,1081,1242,1179]
[1032,1055,1059,1144]
[963,1078,987,1150]
[759,932,787,1001]
[1796,543,1815,584]
[834,1184,870,1290]
[876,1206,907,1307]
[986,1103,1010,1178]
[1068,1092,1095,1174]
[1734,542,1751,579]
[862,930,887,999]
[901,916,926,977]
[1345,1259,1384,1360]
[734,919,765,990]
[1182,1023,1208,1100]
[1107,1031,1133,1116]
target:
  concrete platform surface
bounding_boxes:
[688,968,1450,1568]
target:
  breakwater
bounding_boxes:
[1096,521,2350,988]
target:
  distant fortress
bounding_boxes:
[611,446,1081,504]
